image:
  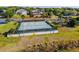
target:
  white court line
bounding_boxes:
[7,30,58,37]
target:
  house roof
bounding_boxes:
[16,9,28,14]
[32,9,44,15]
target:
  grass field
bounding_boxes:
[0,21,19,51]
[0,26,79,51]
[0,21,19,34]
[0,36,19,49]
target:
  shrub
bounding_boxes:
[50,15,58,21]
[11,14,21,19]
[66,19,75,27]
[25,15,30,18]
[53,24,59,29]
[21,39,79,52]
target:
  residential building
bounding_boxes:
[32,9,44,17]
[16,9,28,15]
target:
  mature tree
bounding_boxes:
[67,19,75,27]
[25,7,34,17]
[5,6,19,18]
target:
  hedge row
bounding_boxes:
[19,39,79,52]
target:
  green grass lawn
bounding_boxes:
[0,21,19,34]
[0,36,19,47]
[0,21,19,49]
